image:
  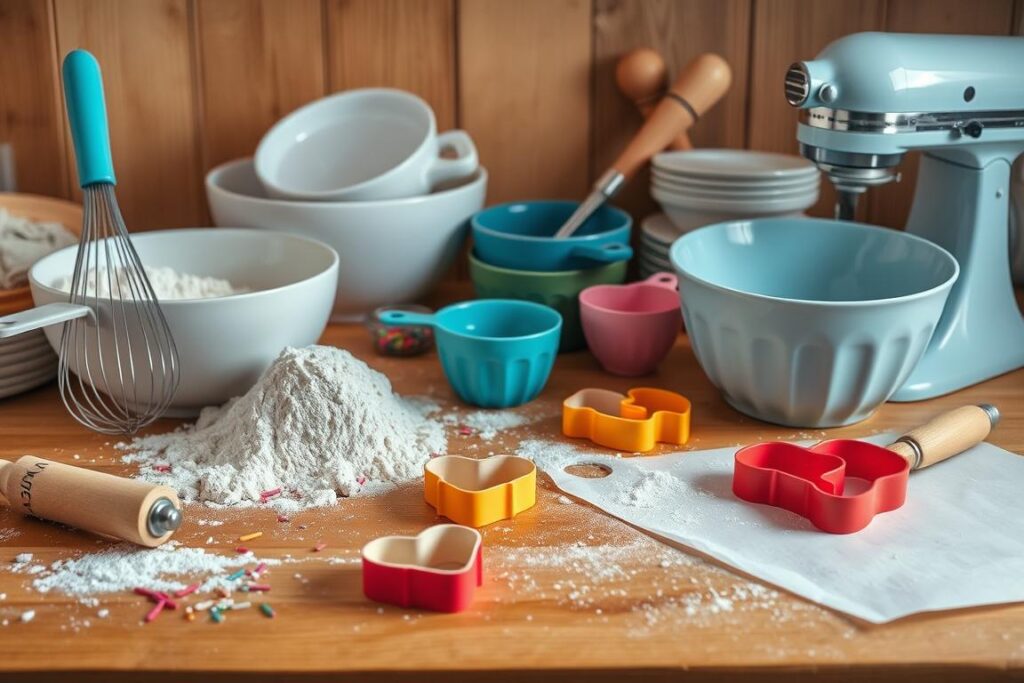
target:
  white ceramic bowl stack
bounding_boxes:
[212,87,485,321]
[641,149,821,277]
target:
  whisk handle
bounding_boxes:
[0,303,92,339]
[62,49,116,187]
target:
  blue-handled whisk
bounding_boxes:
[59,49,179,433]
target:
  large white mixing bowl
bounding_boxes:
[28,228,339,416]
[206,158,486,320]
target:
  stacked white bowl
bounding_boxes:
[641,150,820,277]
[209,88,484,321]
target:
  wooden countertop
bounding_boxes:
[1,285,1022,682]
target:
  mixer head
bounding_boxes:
[783,32,1024,219]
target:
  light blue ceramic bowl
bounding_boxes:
[471,200,633,271]
[670,218,959,427]
[379,299,561,408]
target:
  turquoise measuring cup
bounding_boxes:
[379,299,561,408]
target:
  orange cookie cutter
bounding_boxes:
[424,455,537,527]
[563,387,692,452]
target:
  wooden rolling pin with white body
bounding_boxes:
[0,456,182,547]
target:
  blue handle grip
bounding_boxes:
[62,49,116,187]
[569,242,633,264]
[378,311,437,328]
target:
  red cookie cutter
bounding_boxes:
[361,524,482,612]
[732,405,999,534]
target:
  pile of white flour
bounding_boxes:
[121,345,446,509]
[53,265,246,300]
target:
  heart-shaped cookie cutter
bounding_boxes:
[733,404,999,534]
[563,387,691,452]
[424,455,536,527]
[361,524,483,612]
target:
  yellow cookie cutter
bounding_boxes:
[424,455,537,527]
[563,387,692,452]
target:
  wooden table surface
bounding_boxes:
[0,284,1022,682]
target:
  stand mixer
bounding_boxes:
[785,32,1024,401]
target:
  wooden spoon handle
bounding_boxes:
[887,404,999,470]
[610,52,731,179]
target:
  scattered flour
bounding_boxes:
[448,410,533,441]
[19,610,34,623]
[13,553,32,564]
[0,208,77,288]
[53,265,247,300]
[120,345,447,508]
[612,469,682,508]
[31,542,275,596]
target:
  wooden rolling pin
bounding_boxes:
[615,48,692,151]
[554,52,732,238]
[888,404,1000,470]
[0,456,182,547]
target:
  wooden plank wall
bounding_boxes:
[1,0,1021,268]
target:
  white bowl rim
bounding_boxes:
[670,218,960,308]
[207,157,488,210]
[29,227,340,307]
[254,87,436,200]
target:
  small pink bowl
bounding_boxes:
[579,272,682,376]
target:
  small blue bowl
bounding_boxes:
[472,200,633,272]
[379,299,561,408]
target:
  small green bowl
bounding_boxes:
[469,252,628,352]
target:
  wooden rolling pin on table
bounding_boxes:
[0,455,181,546]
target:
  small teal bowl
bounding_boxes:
[471,200,633,271]
[379,299,562,408]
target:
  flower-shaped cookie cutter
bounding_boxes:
[562,387,692,452]
[424,455,536,527]
[361,524,483,612]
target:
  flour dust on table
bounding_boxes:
[121,345,447,509]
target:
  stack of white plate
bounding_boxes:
[650,149,820,233]
[0,330,57,400]
[638,213,679,279]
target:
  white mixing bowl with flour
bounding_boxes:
[27,228,339,416]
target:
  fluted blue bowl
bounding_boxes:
[670,218,958,427]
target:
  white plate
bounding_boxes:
[652,177,819,200]
[639,248,672,267]
[653,186,819,217]
[640,234,672,253]
[0,342,56,365]
[652,184,819,211]
[640,213,684,246]
[651,167,820,189]
[0,362,57,391]
[0,353,57,379]
[0,330,48,353]
[653,149,818,180]
[0,369,56,400]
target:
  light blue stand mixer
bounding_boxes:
[786,32,1024,400]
